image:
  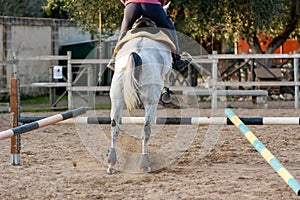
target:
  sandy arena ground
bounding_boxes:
[0,107,300,199]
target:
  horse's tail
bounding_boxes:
[123,52,142,111]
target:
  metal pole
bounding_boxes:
[67,51,72,110]
[49,67,56,108]
[294,51,299,109]
[87,65,94,108]
[212,51,218,109]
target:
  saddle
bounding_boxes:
[132,18,157,29]
[113,17,176,55]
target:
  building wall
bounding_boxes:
[10,25,52,94]
[0,24,3,88]
[57,27,91,54]
[0,16,91,95]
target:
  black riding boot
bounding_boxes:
[172,54,191,73]
[160,54,191,104]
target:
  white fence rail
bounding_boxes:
[0,52,299,109]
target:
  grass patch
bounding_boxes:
[21,95,50,104]
[14,94,111,112]
[20,103,111,112]
[21,108,54,112]
[95,104,111,110]
[20,95,68,112]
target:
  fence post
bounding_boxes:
[10,53,21,165]
[10,76,20,165]
[87,65,94,108]
[49,67,56,108]
[294,51,299,109]
[67,51,73,110]
[212,51,218,109]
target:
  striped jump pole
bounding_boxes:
[20,116,225,125]
[20,116,300,125]
[0,107,87,140]
[225,108,300,196]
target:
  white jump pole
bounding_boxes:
[0,107,86,141]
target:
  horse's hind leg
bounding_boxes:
[107,97,124,174]
[107,121,118,174]
[140,104,156,172]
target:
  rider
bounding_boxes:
[107,0,191,73]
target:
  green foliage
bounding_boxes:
[43,0,299,51]
[174,1,294,36]
[42,0,69,18]
[43,0,123,35]
[170,0,299,53]
[2,0,299,47]
[0,0,47,17]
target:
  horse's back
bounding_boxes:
[111,35,172,109]
[116,36,172,72]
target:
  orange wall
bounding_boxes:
[238,37,299,54]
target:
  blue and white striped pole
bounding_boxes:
[225,108,300,196]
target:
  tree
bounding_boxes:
[42,0,69,19]
[170,0,300,54]
[0,0,47,17]
[43,0,300,53]
[43,0,123,35]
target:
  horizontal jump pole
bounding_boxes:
[225,108,300,196]
[19,116,300,125]
[0,107,87,140]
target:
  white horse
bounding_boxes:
[107,23,173,173]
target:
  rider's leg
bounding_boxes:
[141,3,191,104]
[141,3,191,72]
[107,3,143,69]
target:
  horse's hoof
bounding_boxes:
[140,166,152,173]
[107,148,117,166]
[107,166,114,175]
[140,154,151,173]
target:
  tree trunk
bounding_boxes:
[248,0,299,68]
[265,0,299,54]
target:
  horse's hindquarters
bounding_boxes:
[108,36,172,173]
